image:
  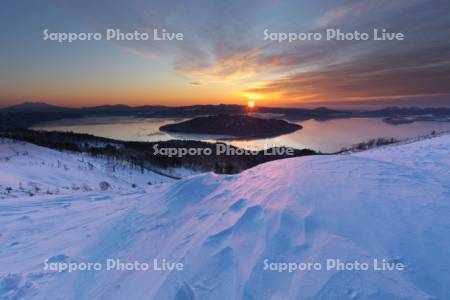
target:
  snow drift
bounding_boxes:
[0,134,449,299]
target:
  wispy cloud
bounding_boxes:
[315,0,423,28]
[246,0,450,102]
[61,0,450,102]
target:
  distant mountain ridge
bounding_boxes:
[3,102,70,112]
[1,102,449,129]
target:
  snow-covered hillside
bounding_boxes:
[0,139,173,199]
[1,135,449,299]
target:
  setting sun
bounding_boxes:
[248,100,255,108]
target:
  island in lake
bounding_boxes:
[160,114,302,139]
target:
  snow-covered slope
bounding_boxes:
[1,135,449,299]
[0,139,172,199]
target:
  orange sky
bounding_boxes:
[1,0,449,109]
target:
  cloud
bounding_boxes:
[62,0,274,79]
[246,0,450,102]
[61,0,450,102]
[247,54,450,102]
[175,48,298,82]
[315,0,424,28]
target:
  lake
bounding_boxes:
[32,117,450,153]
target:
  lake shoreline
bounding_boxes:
[30,116,450,153]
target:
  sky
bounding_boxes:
[0,0,449,108]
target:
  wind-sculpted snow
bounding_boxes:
[0,135,449,299]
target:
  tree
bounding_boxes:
[225,162,234,174]
[214,162,222,173]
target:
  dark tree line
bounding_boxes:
[0,129,318,175]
